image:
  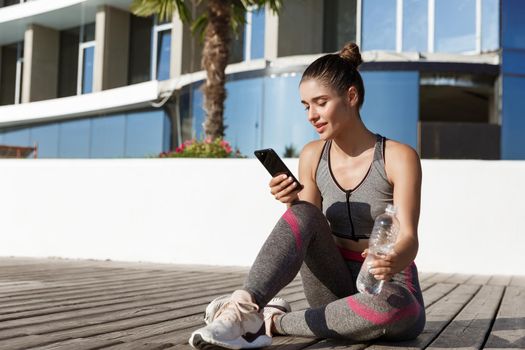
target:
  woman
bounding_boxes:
[189,42,426,349]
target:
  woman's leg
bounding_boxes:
[274,262,426,341]
[243,200,356,308]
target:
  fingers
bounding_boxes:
[270,175,300,202]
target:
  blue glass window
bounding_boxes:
[262,74,317,157]
[250,8,265,59]
[157,30,171,80]
[59,119,91,158]
[90,115,126,157]
[191,84,205,140]
[481,0,499,51]
[30,124,59,158]
[502,77,525,159]
[125,109,168,157]
[361,71,419,149]
[362,0,396,51]
[3,128,30,147]
[435,0,476,53]
[502,0,525,49]
[224,77,262,155]
[403,0,428,52]
[82,45,94,93]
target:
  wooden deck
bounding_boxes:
[0,257,523,350]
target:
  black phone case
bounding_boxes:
[254,148,304,190]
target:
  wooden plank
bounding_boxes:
[445,274,472,285]
[426,284,504,350]
[421,283,457,308]
[484,286,525,349]
[303,338,368,350]
[510,275,525,287]
[0,275,250,320]
[422,273,454,285]
[487,275,512,286]
[366,284,481,350]
[465,274,492,286]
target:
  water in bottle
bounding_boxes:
[356,204,400,295]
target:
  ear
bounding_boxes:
[347,86,359,107]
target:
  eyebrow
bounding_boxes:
[300,95,329,104]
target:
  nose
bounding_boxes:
[307,107,319,123]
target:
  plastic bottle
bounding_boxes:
[356,204,400,295]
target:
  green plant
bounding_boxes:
[159,138,242,158]
[284,144,299,158]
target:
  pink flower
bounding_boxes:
[175,146,183,153]
[204,137,212,144]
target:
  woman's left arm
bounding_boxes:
[369,141,422,281]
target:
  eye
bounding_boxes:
[303,105,310,111]
[318,100,327,107]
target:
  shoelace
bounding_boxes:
[215,299,259,323]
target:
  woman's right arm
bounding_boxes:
[269,141,323,209]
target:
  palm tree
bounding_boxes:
[131,0,282,140]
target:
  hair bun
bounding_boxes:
[339,42,363,69]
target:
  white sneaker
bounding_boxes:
[203,293,291,336]
[189,290,271,349]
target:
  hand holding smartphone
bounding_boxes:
[254,148,304,191]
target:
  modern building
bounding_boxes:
[0,0,523,159]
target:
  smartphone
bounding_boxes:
[254,148,304,190]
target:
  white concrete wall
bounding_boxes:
[0,159,523,276]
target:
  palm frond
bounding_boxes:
[130,0,190,23]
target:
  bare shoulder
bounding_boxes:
[384,139,421,183]
[299,140,325,178]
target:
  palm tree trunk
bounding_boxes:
[201,0,231,139]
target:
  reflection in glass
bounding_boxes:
[323,0,357,52]
[156,30,171,80]
[30,124,59,158]
[403,0,428,52]
[262,74,317,156]
[91,115,126,157]
[3,128,31,147]
[361,71,419,149]
[482,0,499,51]
[82,45,95,94]
[435,0,476,53]
[224,77,262,155]
[502,77,525,159]
[362,0,396,51]
[250,8,265,59]
[125,109,168,157]
[59,119,91,158]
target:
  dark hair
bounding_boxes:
[301,42,365,109]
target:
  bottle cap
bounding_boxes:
[386,204,397,215]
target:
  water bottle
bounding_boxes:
[356,204,400,295]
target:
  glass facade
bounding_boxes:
[81,45,95,94]
[362,0,397,51]
[435,0,476,52]
[156,29,171,80]
[180,71,419,157]
[248,7,265,60]
[323,0,357,52]
[0,109,171,158]
[403,0,428,52]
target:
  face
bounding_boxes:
[299,79,358,140]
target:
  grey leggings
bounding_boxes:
[243,201,426,342]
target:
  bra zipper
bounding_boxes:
[345,191,358,241]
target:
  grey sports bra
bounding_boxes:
[315,134,394,241]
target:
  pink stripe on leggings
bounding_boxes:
[282,209,302,252]
[346,296,420,326]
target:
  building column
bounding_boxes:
[171,10,183,78]
[264,4,279,61]
[94,5,130,92]
[21,24,59,103]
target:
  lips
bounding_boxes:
[314,122,328,133]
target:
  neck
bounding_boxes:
[331,115,376,157]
